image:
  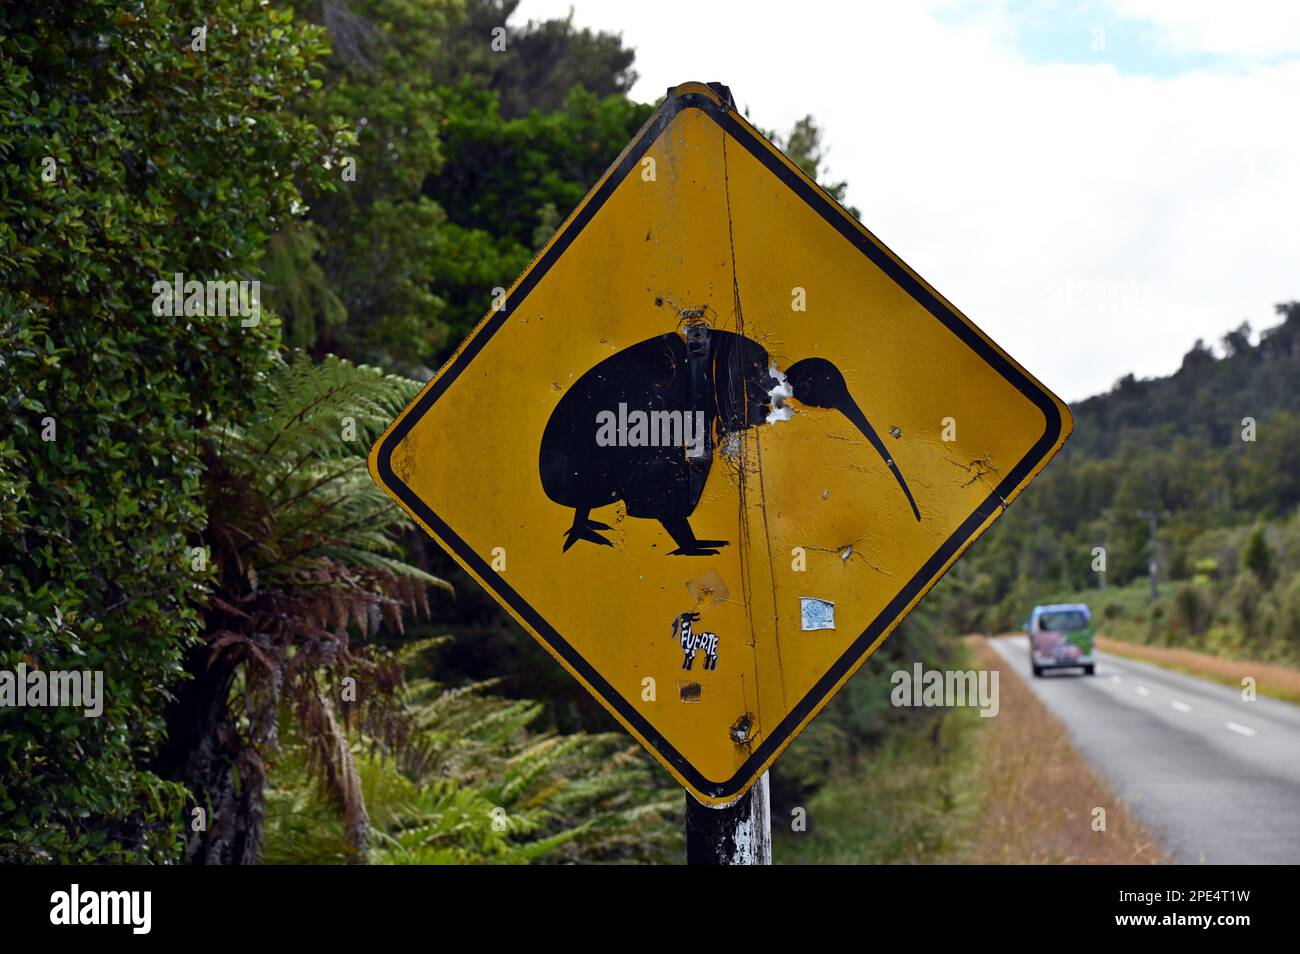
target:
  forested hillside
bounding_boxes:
[945,303,1300,664]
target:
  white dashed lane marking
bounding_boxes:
[1136,685,1151,696]
[994,638,1300,863]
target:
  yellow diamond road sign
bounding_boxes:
[370,82,1072,805]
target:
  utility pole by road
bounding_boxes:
[1136,509,1167,602]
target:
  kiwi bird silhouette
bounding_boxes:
[538,326,920,556]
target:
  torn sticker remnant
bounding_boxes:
[800,597,835,631]
[686,568,730,606]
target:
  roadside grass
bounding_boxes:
[1096,636,1300,706]
[776,637,1167,864]
[963,636,1165,864]
[774,702,984,864]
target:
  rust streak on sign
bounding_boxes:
[369,82,1072,804]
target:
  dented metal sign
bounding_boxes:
[369,82,1073,804]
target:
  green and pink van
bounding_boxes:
[1025,603,1095,677]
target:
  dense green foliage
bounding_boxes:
[268,0,450,365]
[430,0,637,119]
[0,0,332,862]
[425,84,653,352]
[265,0,652,371]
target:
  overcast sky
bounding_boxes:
[515,0,1300,402]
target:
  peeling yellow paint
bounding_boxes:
[686,569,731,607]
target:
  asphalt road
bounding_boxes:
[988,635,1300,864]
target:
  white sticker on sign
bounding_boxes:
[800,597,835,631]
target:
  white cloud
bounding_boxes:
[515,0,1300,401]
[1108,0,1300,58]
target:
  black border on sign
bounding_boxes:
[375,91,1064,800]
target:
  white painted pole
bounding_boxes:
[684,771,772,864]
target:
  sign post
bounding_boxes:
[369,81,1072,863]
[686,771,770,865]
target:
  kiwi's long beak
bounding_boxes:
[837,397,921,522]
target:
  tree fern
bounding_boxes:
[161,352,451,863]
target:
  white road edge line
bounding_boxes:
[1226,721,1257,737]
[1136,685,1151,696]
[1171,701,1191,713]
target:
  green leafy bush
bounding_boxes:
[1171,583,1213,637]
[0,0,332,862]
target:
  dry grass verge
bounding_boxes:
[777,637,1168,863]
[1097,636,1300,705]
[961,635,1167,864]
